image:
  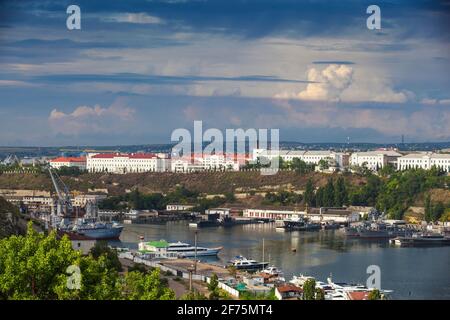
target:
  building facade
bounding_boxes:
[253,149,349,168]
[86,153,170,173]
[49,157,86,170]
[349,150,402,171]
[397,153,450,172]
[170,154,241,172]
[243,207,359,223]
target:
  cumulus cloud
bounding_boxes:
[48,100,135,135]
[275,64,353,101]
[275,64,411,103]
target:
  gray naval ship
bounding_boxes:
[48,167,123,240]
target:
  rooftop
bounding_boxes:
[347,291,370,300]
[50,156,86,163]
[90,153,158,159]
[145,240,169,248]
[276,284,302,293]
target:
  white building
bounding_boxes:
[49,157,86,170]
[86,153,170,173]
[397,153,450,172]
[171,154,241,172]
[72,194,107,207]
[253,149,349,168]
[243,207,359,224]
[166,204,195,211]
[350,150,402,171]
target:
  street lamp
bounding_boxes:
[194,230,198,273]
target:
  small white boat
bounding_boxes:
[229,256,269,270]
[261,266,284,276]
[289,274,316,287]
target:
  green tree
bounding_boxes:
[432,202,445,222]
[315,288,325,300]
[334,176,347,207]
[304,178,315,207]
[207,273,220,300]
[318,159,329,170]
[0,222,175,300]
[302,278,316,300]
[90,241,122,272]
[368,289,382,300]
[181,291,208,300]
[322,178,335,207]
[315,187,324,207]
[122,269,175,300]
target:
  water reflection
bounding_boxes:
[113,221,450,299]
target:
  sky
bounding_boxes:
[0,0,449,146]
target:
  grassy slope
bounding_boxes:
[0,171,367,195]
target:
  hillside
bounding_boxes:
[0,171,367,195]
[0,196,20,238]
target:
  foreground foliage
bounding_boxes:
[0,223,175,300]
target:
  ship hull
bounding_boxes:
[176,247,222,257]
[234,262,269,270]
[76,226,124,240]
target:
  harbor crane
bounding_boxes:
[47,166,73,217]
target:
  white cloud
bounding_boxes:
[268,99,450,140]
[420,98,450,105]
[275,64,411,103]
[48,100,135,135]
[103,13,164,24]
[0,80,35,87]
[275,64,353,101]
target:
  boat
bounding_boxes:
[261,266,284,277]
[59,217,123,240]
[321,221,340,230]
[281,215,321,231]
[72,218,123,239]
[138,239,222,257]
[229,256,269,270]
[289,274,316,287]
[344,222,407,239]
[342,226,360,237]
[392,233,450,247]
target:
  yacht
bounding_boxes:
[289,274,316,287]
[392,233,450,247]
[138,240,222,258]
[229,256,269,270]
[261,266,284,276]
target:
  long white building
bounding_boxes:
[86,153,170,173]
[49,157,86,170]
[349,150,402,171]
[171,154,241,172]
[397,153,450,172]
[243,207,360,224]
[252,149,349,168]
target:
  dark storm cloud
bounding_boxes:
[30,73,315,85]
[3,0,449,40]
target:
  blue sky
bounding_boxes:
[0,0,449,146]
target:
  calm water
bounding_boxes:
[113,222,450,300]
